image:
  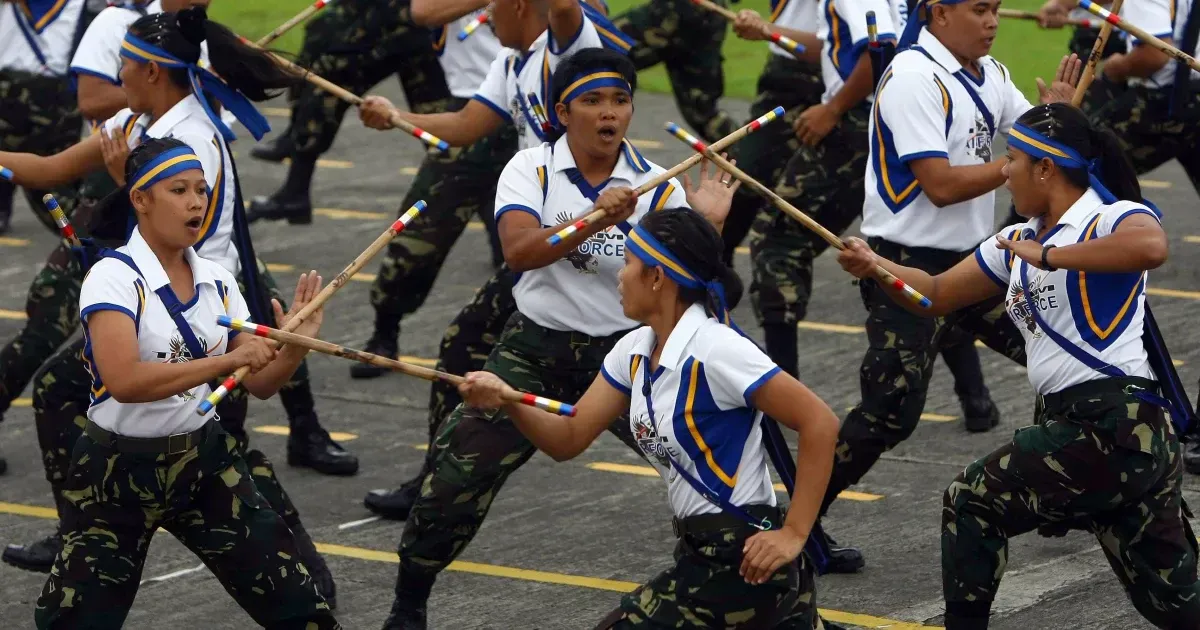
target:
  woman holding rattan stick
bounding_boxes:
[839,102,1200,630]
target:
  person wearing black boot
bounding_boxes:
[0,178,13,235]
[245,0,455,225]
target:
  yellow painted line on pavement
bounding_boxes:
[586,462,884,502]
[798,321,864,334]
[0,236,29,247]
[265,262,375,283]
[252,426,358,442]
[400,167,419,175]
[1184,236,1200,244]
[262,107,291,117]
[13,398,30,408]
[1138,179,1171,189]
[736,245,749,255]
[1,309,25,320]
[283,157,355,169]
[314,207,389,220]
[1148,287,1200,300]
[0,505,936,627]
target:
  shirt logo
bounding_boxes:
[556,211,629,275]
[1005,272,1058,338]
[632,412,674,476]
[156,334,220,401]
[967,110,992,162]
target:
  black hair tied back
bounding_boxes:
[176,6,208,48]
[1014,103,1142,203]
[638,208,744,312]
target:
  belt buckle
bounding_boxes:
[166,432,191,455]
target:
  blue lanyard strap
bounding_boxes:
[910,46,995,139]
[153,286,208,360]
[639,355,774,531]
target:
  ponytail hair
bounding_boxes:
[636,208,744,312]
[129,6,297,102]
[1013,103,1142,203]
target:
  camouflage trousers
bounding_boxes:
[1091,86,1200,196]
[35,423,337,629]
[369,109,517,325]
[614,0,737,143]
[0,70,83,233]
[395,312,641,592]
[722,54,825,262]
[599,507,821,629]
[287,0,451,158]
[423,267,518,452]
[820,239,1028,514]
[748,102,871,329]
[942,377,1200,629]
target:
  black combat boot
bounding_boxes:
[287,414,359,476]
[250,130,295,163]
[350,315,401,379]
[364,477,422,521]
[246,156,316,225]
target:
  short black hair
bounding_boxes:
[637,208,744,310]
[550,48,637,108]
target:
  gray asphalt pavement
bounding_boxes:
[1,81,1199,630]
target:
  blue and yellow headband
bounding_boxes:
[557,71,631,106]
[899,0,968,48]
[120,32,271,143]
[131,145,205,191]
[626,223,740,330]
[1008,122,1161,216]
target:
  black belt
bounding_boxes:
[671,505,783,540]
[1037,376,1159,415]
[85,419,214,455]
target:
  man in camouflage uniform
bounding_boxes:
[246,0,460,225]
[613,0,738,143]
[34,421,339,629]
[942,381,1200,628]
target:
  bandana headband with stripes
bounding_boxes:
[130,145,204,191]
[626,224,740,331]
[1008,122,1161,216]
[120,32,270,143]
[557,71,631,106]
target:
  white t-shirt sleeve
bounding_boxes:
[69,8,127,84]
[878,70,951,162]
[973,224,1024,289]
[101,109,136,138]
[1095,202,1162,237]
[494,150,545,224]
[600,330,641,396]
[995,61,1033,135]
[838,0,899,46]
[704,332,783,407]
[79,260,140,325]
[472,53,514,122]
[547,8,604,58]
[1122,0,1173,42]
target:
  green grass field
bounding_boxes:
[212,0,1073,102]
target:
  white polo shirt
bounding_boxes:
[861,28,1031,252]
[79,228,252,437]
[767,0,819,58]
[494,134,690,337]
[816,0,902,102]
[69,1,162,86]
[0,0,87,76]
[103,94,239,274]
[434,10,504,99]
[1122,0,1198,89]
[600,304,781,518]
[974,189,1157,395]
[473,12,615,150]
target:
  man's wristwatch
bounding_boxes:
[1041,244,1057,271]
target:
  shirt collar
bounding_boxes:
[144,94,203,139]
[550,134,652,180]
[917,28,964,74]
[126,227,217,291]
[657,303,709,372]
[1055,188,1106,229]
